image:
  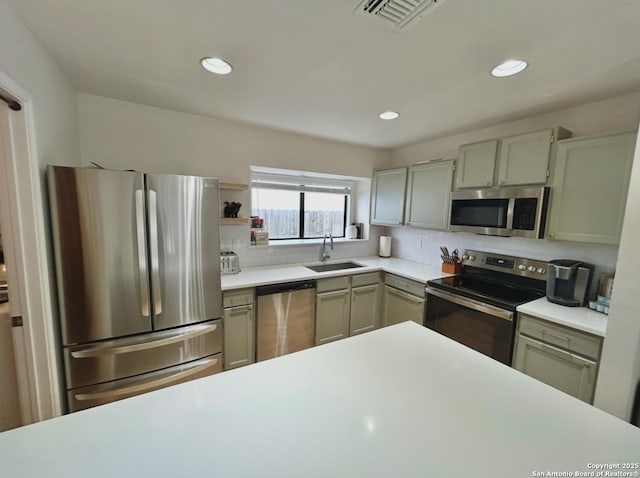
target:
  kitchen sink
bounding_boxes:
[305,262,364,273]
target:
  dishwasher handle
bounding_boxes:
[256,280,316,296]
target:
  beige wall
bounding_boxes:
[77,93,390,267]
[77,93,389,181]
[0,0,79,168]
[391,91,640,165]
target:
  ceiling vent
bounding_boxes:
[354,0,446,31]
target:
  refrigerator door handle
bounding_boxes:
[70,322,218,358]
[148,189,163,315]
[72,357,219,401]
[135,189,150,317]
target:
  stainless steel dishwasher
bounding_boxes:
[256,280,316,361]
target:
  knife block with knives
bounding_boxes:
[440,246,462,274]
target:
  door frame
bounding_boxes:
[0,70,63,421]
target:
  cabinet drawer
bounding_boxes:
[384,273,425,298]
[223,288,254,308]
[518,314,602,359]
[317,276,350,293]
[351,272,380,287]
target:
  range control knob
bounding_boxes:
[537,268,546,275]
[518,264,526,271]
[462,255,469,260]
[527,266,536,272]
[468,255,476,262]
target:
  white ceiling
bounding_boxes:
[9,0,640,148]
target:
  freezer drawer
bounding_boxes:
[67,354,222,412]
[64,320,221,389]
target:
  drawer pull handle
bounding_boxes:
[540,328,570,345]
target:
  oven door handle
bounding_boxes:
[426,287,514,322]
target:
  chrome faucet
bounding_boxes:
[319,233,334,262]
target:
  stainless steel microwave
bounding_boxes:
[449,187,549,238]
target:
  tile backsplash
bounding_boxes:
[388,227,619,285]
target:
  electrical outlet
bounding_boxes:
[232,238,240,250]
[416,237,423,249]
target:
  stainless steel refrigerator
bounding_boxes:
[48,166,223,412]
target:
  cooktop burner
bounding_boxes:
[427,275,544,311]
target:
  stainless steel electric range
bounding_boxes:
[425,250,548,365]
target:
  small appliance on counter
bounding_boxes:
[220,251,241,275]
[546,259,593,307]
[346,224,358,239]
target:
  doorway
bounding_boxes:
[0,77,64,425]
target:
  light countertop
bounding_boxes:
[221,256,447,290]
[224,257,609,337]
[517,297,608,337]
[0,322,637,477]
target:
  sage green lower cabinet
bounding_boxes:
[547,131,636,245]
[513,314,602,404]
[350,284,380,335]
[316,273,382,344]
[315,289,350,345]
[382,274,426,326]
[222,288,255,370]
[315,276,351,346]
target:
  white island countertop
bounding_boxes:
[221,256,447,290]
[1,322,637,477]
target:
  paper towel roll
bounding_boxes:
[379,236,391,257]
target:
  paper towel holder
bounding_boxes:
[379,236,391,258]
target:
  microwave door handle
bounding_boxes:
[506,197,515,230]
[135,190,150,317]
[148,189,163,315]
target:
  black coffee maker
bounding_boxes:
[546,259,593,307]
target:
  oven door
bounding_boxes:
[425,287,515,365]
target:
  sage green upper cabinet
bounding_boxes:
[370,167,408,226]
[547,131,637,245]
[455,139,498,188]
[404,160,455,230]
[497,128,571,186]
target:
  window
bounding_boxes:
[251,170,351,240]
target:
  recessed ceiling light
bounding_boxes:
[200,57,233,75]
[491,59,528,78]
[379,111,399,120]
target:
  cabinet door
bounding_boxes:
[514,334,597,403]
[383,285,425,327]
[546,131,636,244]
[405,160,454,230]
[223,305,255,370]
[350,284,380,336]
[315,289,350,345]
[370,167,408,226]
[456,139,497,188]
[497,129,553,186]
